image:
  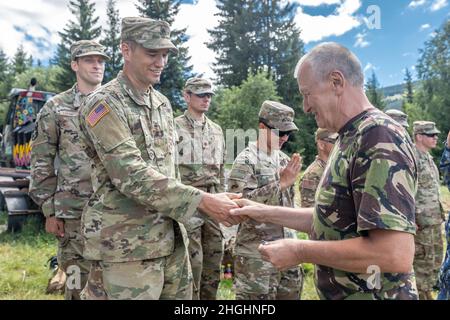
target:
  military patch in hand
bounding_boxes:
[87,101,111,127]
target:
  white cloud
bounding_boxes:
[294,0,362,43]
[363,62,378,73]
[420,23,431,30]
[408,0,427,9]
[354,32,370,48]
[294,0,341,5]
[430,0,448,11]
[173,0,219,80]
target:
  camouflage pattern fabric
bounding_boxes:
[413,147,444,298]
[58,219,90,300]
[121,17,178,54]
[228,142,303,300]
[70,40,110,61]
[414,224,444,296]
[438,143,450,300]
[29,84,93,219]
[175,110,226,300]
[311,108,419,300]
[29,84,92,300]
[80,261,108,300]
[184,78,214,94]
[299,157,326,208]
[78,70,203,299]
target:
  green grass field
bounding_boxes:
[0,185,448,300]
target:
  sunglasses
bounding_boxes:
[321,138,337,144]
[191,92,213,98]
[260,120,293,138]
[421,133,438,138]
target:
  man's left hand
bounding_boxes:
[258,238,304,270]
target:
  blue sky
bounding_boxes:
[0,0,449,87]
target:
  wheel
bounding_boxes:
[7,214,27,232]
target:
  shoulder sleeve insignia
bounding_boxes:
[87,101,111,127]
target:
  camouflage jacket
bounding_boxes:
[299,157,326,208]
[175,110,226,230]
[440,143,450,191]
[312,109,418,300]
[414,147,445,227]
[228,142,296,258]
[78,71,203,263]
[29,84,92,219]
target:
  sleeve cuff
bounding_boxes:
[41,198,55,218]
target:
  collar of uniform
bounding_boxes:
[72,83,89,110]
[315,156,327,168]
[117,71,159,108]
[184,109,206,127]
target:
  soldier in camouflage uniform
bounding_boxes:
[438,130,450,300]
[299,128,337,208]
[231,42,419,300]
[385,109,409,130]
[29,40,110,300]
[412,121,445,300]
[77,17,240,300]
[228,101,303,300]
[175,78,226,300]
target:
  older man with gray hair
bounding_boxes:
[231,42,419,300]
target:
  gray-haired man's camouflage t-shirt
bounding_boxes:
[311,108,419,300]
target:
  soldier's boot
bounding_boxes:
[45,267,67,294]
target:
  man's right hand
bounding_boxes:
[198,193,244,227]
[45,216,65,237]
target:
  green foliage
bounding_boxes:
[415,19,450,160]
[210,71,280,131]
[365,71,385,109]
[52,0,102,92]
[135,0,194,111]
[404,68,414,104]
[11,44,33,76]
[101,0,123,83]
[11,66,62,93]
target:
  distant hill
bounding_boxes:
[380,81,421,110]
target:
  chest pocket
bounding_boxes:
[255,167,276,187]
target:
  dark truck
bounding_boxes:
[0,88,55,231]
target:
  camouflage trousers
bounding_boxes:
[187,216,224,300]
[234,255,304,300]
[80,261,108,300]
[57,218,89,300]
[414,223,444,298]
[98,232,193,300]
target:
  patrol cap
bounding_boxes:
[385,109,409,128]
[184,78,214,95]
[315,128,338,143]
[121,17,178,54]
[413,121,441,135]
[259,101,298,132]
[70,40,110,61]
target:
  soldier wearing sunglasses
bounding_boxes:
[413,121,445,300]
[227,101,304,300]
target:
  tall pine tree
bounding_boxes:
[0,49,12,99]
[11,44,32,76]
[404,67,414,104]
[101,0,122,83]
[135,0,193,111]
[52,0,102,91]
[365,71,385,109]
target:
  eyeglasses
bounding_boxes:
[321,138,337,144]
[191,92,213,99]
[421,133,438,138]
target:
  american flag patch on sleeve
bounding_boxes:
[87,101,111,127]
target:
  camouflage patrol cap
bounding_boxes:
[385,109,409,128]
[121,17,178,54]
[413,121,441,135]
[259,101,298,132]
[70,40,110,61]
[315,128,338,143]
[184,78,214,94]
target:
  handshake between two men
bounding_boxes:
[197,153,303,268]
